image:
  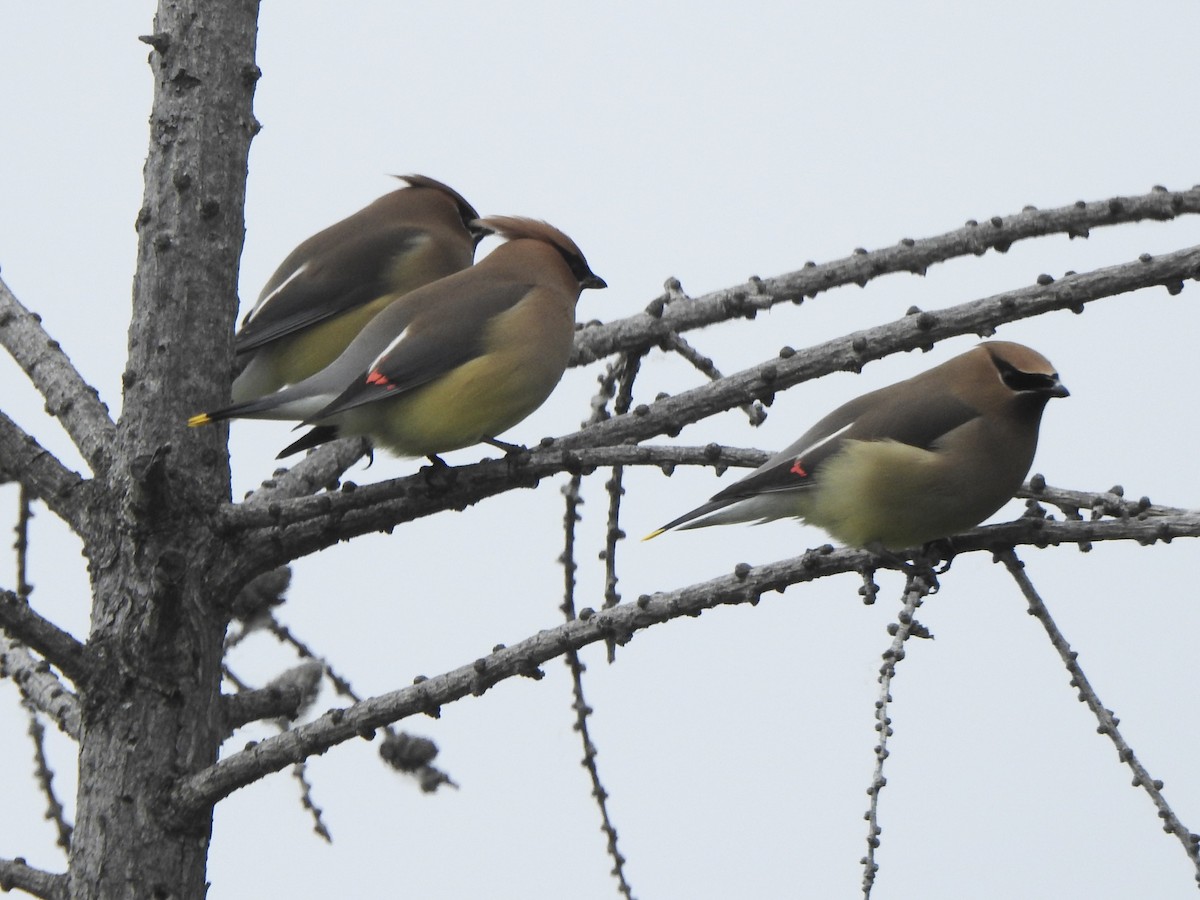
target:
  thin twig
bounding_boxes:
[1021,478,1186,520]
[223,444,765,535]
[997,550,1200,881]
[0,590,91,687]
[23,701,73,852]
[261,615,454,792]
[558,353,638,898]
[6,481,91,708]
[221,659,330,838]
[172,510,1200,818]
[658,314,768,426]
[223,244,1200,562]
[1,488,79,739]
[562,245,1200,454]
[601,350,644,661]
[0,275,116,478]
[862,572,935,898]
[571,186,1200,365]
[16,484,33,598]
[233,437,372,509]
[0,634,81,738]
[0,412,90,533]
[292,762,332,843]
[654,277,768,426]
[601,466,625,637]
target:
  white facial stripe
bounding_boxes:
[368,326,410,374]
[246,262,310,322]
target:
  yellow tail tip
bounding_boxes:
[641,528,666,542]
[187,413,213,427]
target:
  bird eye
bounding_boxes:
[555,247,594,284]
[997,360,1059,393]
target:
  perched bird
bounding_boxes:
[231,174,485,402]
[189,216,606,459]
[646,341,1068,550]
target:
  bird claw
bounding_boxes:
[861,546,938,593]
[483,437,528,456]
[882,539,957,593]
[906,564,940,594]
[920,538,957,574]
[482,437,532,473]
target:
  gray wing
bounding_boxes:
[309,282,533,419]
[711,382,981,504]
[234,226,424,353]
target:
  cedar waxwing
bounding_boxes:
[189,216,606,459]
[646,342,1068,550]
[231,175,484,402]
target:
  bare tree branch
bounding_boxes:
[659,326,767,426]
[1020,478,1187,519]
[0,590,91,689]
[290,762,331,843]
[571,185,1200,364]
[254,615,456,792]
[218,245,1200,569]
[862,573,935,898]
[0,412,92,533]
[170,508,1200,818]
[999,550,1200,880]
[0,276,116,478]
[0,634,82,739]
[15,484,33,599]
[557,351,639,899]
[23,701,74,851]
[226,445,762,574]
[234,437,371,508]
[557,245,1200,452]
[226,444,762,536]
[221,661,322,735]
[0,857,67,900]
[64,0,261,894]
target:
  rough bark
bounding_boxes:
[0,1,1193,893]
[66,2,260,898]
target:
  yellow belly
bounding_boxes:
[233,295,397,401]
[334,348,566,457]
[804,440,1019,549]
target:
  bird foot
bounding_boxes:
[904,559,941,594]
[421,456,457,492]
[483,437,532,473]
[864,546,942,594]
[919,538,957,575]
[483,437,528,456]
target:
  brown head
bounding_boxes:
[473,216,607,291]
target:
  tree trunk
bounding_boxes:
[67,1,260,896]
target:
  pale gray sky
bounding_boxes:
[3,3,1200,898]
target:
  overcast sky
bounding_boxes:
[3,3,1200,898]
